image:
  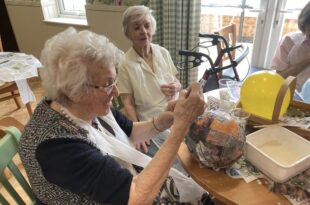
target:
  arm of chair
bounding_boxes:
[0,117,24,132]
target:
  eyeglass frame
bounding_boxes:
[86,78,117,95]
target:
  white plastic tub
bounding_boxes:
[245,126,310,183]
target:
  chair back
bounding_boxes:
[214,23,237,64]
[0,82,33,117]
[0,126,36,205]
[0,116,25,133]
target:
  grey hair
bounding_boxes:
[122,5,156,37]
[298,2,310,33]
[40,27,123,105]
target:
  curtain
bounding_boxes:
[0,0,19,51]
[149,0,201,88]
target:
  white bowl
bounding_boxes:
[245,125,310,183]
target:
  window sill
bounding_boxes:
[85,4,127,12]
[43,18,89,27]
[5,0,40,6]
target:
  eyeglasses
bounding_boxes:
[86,79,117,95]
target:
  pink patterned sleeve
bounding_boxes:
[271,35,295,71]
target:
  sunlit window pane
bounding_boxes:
[59,0,86,16]
[245,0,260,9]
[201,0,259,8]
[201,0,242,7]
[285,0,309,10]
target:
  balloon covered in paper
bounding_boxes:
[185,110,247,169]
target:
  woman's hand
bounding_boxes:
[134,140,150,153]
[172,83,206,131]
[160,81,182,100]
[160,83,207,129]
[278,53,310,78]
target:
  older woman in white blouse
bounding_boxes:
[118,5,182,152]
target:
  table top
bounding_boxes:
[177,143,291,205]
[0,52,41,82]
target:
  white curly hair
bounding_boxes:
[122,5,156,37]
[40,27,123,105]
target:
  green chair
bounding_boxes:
[112,96,124,110]
[0,126,37,205]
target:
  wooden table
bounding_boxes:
[0,52,41,116]
[177,143,291,205]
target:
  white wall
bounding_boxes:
[5,1,131,58]
[86,5,131,52]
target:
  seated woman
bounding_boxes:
[19,27,209,204]
[117,6,182,153]
[271,2,310,100]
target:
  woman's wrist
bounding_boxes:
[151,116,165,132]
[173,120,191,133]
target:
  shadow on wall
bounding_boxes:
[0,0,19,52]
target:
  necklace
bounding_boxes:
[59,106,91,127]
[60,108,76,125]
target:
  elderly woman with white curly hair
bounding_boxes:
[18,27,213,205]
[117,5,183,154]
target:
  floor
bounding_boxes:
[0,77,44,204]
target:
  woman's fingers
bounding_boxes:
[178,89,188,100]
[160,83,180,96]
[134,141,150,153]
[186,82,203,96]
[141,142,149,153]
[173,83,205,126]
[166,100,177,111]
[135,143,141,151]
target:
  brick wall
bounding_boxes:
[200,14,298,42]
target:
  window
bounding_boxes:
[200,0,261,43]
[57,0,86,18]
[201,0,259,8]
[200,0,309,69]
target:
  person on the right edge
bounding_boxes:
[271,2,310,101]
